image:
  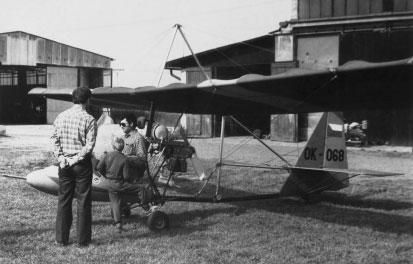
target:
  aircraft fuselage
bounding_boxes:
[26,166,139,203]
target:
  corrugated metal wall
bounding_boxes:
[0,35,7,63]
[0,31,111,68]
[298,0,413,20]
[46,66,77,123]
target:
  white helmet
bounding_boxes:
[349,122,360,129]
[152,124,169,140]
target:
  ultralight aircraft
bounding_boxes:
[18,55,412,230]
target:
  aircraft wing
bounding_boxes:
[29,57,413,115]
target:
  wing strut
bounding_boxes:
[146,101,156,138]
[229,115,292,167]
[210,115,291,201]
[175,24,212,83]
[215,116,226,198]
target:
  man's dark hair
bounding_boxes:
[124,113,137,127]
[72,88,92,104]
[136,116,147,129]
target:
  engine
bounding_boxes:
[148,124,195,173]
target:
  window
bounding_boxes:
[26,68,46,86]
[0,71,17,86]
[275,35,294,62]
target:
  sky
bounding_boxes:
[0,0,292,87]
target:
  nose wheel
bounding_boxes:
[147,210,169,231]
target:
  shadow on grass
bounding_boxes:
[0,227,52,240]
[159,177,413,236]
[320,191,413,211]
[238,198,413,235]
[92,206,228,236]
[170,176,412,211]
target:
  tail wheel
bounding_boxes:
[147,210,169,231]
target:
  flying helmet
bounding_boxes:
[349,122,360,129]
[152,123,169,141]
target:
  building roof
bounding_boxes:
[0,31,113,68]
[164,34,274,69]
[166,11,413,71]
[1,31,113,60]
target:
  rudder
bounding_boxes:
[281,112,349,197]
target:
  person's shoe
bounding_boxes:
[76,243,89,248]
[55,240,68,247]
[115,223,123,233]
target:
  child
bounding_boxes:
[96,136,151,231]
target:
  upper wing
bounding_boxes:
[29,57,413,114]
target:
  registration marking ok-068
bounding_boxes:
[304,147,344,162]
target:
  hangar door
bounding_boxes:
[296,35,339,140]
[46,66,77,123]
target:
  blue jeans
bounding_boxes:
[56,159,92,245]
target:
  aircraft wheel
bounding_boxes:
[147,210,169,231]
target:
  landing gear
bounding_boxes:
[147,210,169,231]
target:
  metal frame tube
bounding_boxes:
[175,24,211,82]
[229,115,292,167]
[215,116,226,197]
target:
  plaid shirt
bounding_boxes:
[121,130,147,159]
[52,104,97,162]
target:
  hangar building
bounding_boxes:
[165,0,413,144]
[0,31,113,124]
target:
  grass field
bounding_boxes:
[0,127,412,264]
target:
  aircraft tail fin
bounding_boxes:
[281,112,350,197]
[296,112,348,170]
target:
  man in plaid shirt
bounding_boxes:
[52,88,97,247]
